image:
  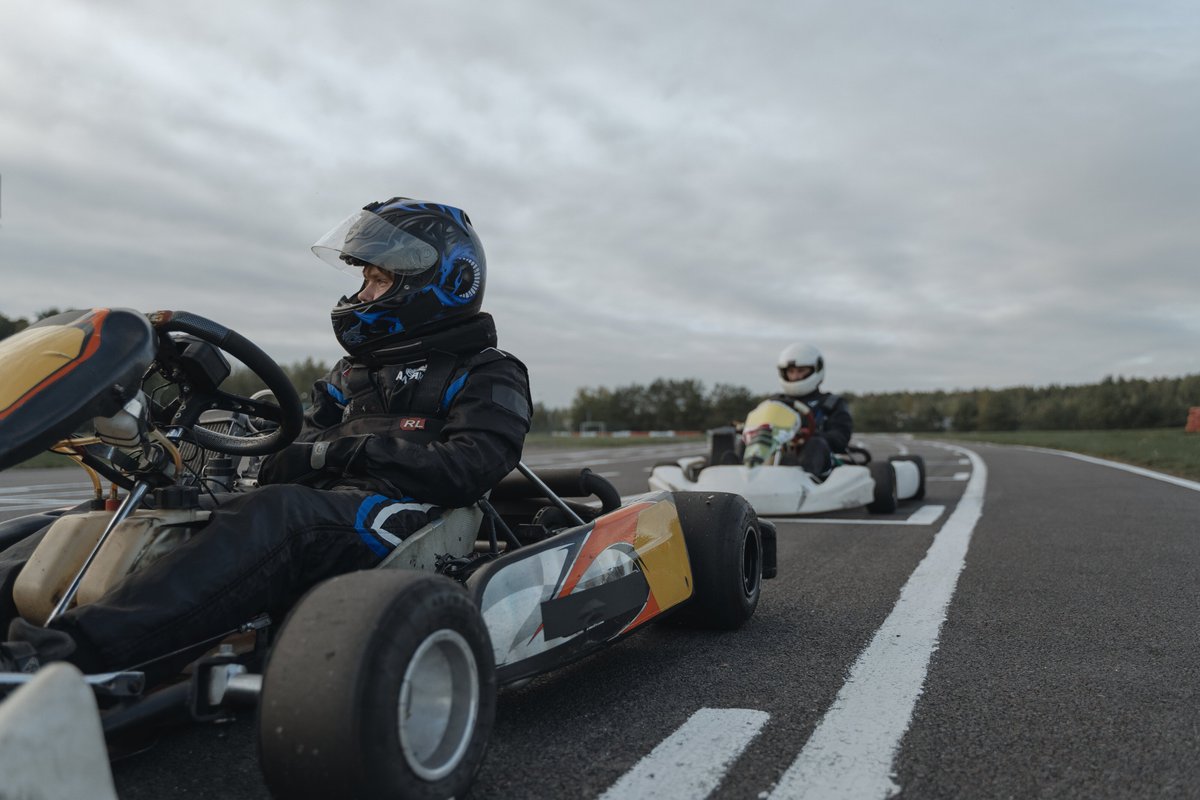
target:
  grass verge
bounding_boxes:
[919,429,1199,481]
[12,451,77,469]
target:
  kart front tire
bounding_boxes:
[258,570,496,800]
[867,461,898,514]
[889,454,926,500]
[670,492,762,630]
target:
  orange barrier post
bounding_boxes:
[1187,407,1200,433]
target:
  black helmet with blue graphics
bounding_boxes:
[313,197,486,357]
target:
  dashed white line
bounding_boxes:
[600,708,770,800]
[768,444,986,799]
[927,472,970,482]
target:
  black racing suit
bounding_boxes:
[770,390,852,478]
[1,313,530,675]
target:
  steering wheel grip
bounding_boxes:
[152,310,305,456]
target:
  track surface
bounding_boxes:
[2,437,1198,798]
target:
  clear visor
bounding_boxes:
[744,400,802,433]
[311,209,439,276]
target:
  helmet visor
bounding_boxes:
[312,210,439,276]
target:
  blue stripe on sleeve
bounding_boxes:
[442,372,468,409]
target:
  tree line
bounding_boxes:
[4,311,1195,431]
[0,308,62,337]
[554,374,1200,433]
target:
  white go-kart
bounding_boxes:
[649,399,925,517]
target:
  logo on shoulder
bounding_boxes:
[398,417,428,431]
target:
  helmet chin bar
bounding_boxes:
[779,372,824,397]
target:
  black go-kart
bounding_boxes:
[0,308,776,799]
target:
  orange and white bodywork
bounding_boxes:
[470,491,692,684]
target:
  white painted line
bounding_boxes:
[0,504,69,514]
[767,505,946,527]
[926,474,968,482]
[600,708,769,800]
[1013,446,1200,494]
[904,504,947,526]
[597,471,621,479]
[957,458,970,465]
[768,444,986,799]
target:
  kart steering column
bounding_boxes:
[45,480,153,626]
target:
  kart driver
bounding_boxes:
[770,342,852,479]
[0,197,532,677]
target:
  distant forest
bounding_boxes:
[4,311,1195,433]
[554,375,1200,433]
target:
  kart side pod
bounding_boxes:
[468,493,693,684]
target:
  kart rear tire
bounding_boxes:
[670,492,762,629]
[889,454,926,500]
[258,570,496,800]
[867,461,898,514]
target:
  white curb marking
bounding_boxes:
[768,444,986,799]
[1013,446,1200,494]
[601,708,770,800]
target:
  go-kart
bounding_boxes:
[0,307,777,800]
[649,398,926,517]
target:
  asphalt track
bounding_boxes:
[2,437,1198,798]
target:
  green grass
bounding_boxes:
[12,451,78,469]
[920,429,1200,481]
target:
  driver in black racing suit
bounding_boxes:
[0,198,532,677]
[769,342,852,479]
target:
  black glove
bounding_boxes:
[257,435,373,486]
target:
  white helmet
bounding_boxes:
[777,343,825,396]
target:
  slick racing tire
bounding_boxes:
[889,454,926,500]
[259,571,496,800]
[670,492,762,630]
[867,461,899,514]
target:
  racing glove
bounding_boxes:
[257,435,373,486]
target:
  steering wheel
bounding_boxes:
[149,311,305,456]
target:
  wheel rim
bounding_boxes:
[398,628,480,782]
[740,525,762,599]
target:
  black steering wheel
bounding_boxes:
[149,311,305,456]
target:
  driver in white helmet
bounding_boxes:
[771,343,852,479]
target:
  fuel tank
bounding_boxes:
[13,507,210,624]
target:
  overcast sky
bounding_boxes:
[1,1,1196,406]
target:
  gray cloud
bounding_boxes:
[1,0,1196,406]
